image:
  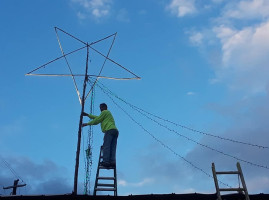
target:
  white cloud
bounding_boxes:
[184,0,269,94]
[118,179,127,186]
[138,10,147,15]
[173,186,196,194]
[248,176,269,192]
[212,0,223,4]
[132,178,154,187]
[213,21,269,93]
[189,32,203,45]
[116,8,130,23]
[166,0,196,17]
[0,117,26,137]
[187,91,195,96]
[71,0,112,20]
[77,11,87,19]
[118,178,154,187]
[224,0,269,20]
[0,156,72,195]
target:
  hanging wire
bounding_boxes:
[94,82,232,188]
[95,81,269,170]
[96,81,269,150]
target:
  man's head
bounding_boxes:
[100,103,107,111]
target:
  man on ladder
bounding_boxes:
[82,103,119,167]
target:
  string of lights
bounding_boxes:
[84,81,95,195]
[96,81,269,150]
[95,82,232,188]
[95,81,269,170]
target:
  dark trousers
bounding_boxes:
[103,129,119,164]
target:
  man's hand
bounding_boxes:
[82,112,89,116]
[82,123,88,127]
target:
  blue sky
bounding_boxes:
[1,0,269,196]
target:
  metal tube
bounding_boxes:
[73,44,89,194]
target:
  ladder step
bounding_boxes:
[97,183,115,187]
[219,188,245,192]
[99,166,115,169]
[95,188,116,191]
[97,177,115,180]
[94,146,117,196]
[216,171,239,175]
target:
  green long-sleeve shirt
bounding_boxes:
[87,110,117,133]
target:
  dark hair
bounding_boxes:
[100,103,107,110]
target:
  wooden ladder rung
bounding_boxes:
[99,166,115,169]
[94,146,117,196]
[212,162,250,200]
[95,188,116,191]
[97,183,116,187]
[97,177,115,180]
[216,171,239,175]
[219,188,245,192]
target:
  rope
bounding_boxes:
[97,81,269,149]
[95,81,269,170]
[95,82,232,188]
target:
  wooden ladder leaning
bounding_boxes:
[212,162,250,200]
[93,146,117,196]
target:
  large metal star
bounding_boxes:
[26,27,141,104]
[25,27,141,194]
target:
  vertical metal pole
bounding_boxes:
[73,43,89,194]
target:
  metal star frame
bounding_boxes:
[26,27,141,194]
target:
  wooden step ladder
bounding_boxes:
[93,146,117,196]
[212,162,250,200]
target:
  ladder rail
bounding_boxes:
[237,162,250,200]
[212,162,250,200]
[93,146,117,196]
[93,146,103,196]
[212,163,222,200]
